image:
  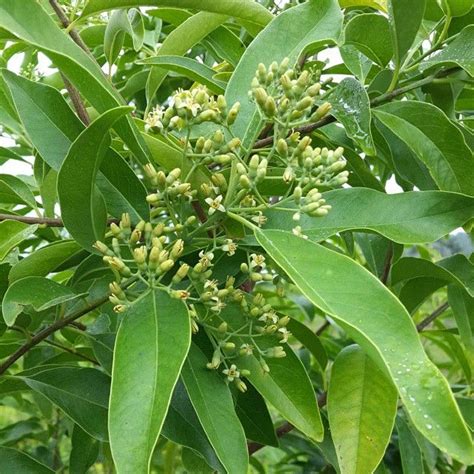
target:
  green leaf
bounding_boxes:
[0,220,37,261]
[19,366,110,441]
[226,0,343,148]
[80,0,273,29]
[422,25,474,76]
[109,289,191,473]
[448,285,474,350]
[339,0,387,10]
[58,106,132,250]
[256,229,473,464]
[2,276,82,326]
[326,78,375,155]
[2,72,149,221]
[0,0,150,163]
[162,380,224,472]
[237,344,324,443]
[374,102,474,195]
[328,345,397,474]
[344,13,393,67]
[0,174,37,210]
[138,55,226,94]
[264,188,474,244]
[10,240,83,282]
[0,447,54,473]
[444,0,474,17]
[396,415,424,474]
[388,0,426,68]
[235,382,278,447]
[69,425,99,474]
[181,343,249,473]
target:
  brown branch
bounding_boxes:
[0,213,119,227]
[416,302,449,332]
[248,391,327,455]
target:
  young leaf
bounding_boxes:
[226,0,343,147]
[328,345,397,474]
[374,102,474,195]
[181,343,249,473]
[19,367,110,441]
[256,229,473,465]
[109,289,191,473]
[2,276,82,326]
[264,188,474,244]
[0,220,37,261]
[0,447,54,473]
[325,78,375,155]
[58,106,132,250]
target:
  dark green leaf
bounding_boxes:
[0,447,54,473]
[69,425,99,474]
[0,220,37,261]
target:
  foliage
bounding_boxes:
[0,0,473,472]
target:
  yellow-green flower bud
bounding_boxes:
[221,342,236,351]
[264,96,276,116]
[93,241,111,255]
[226,102,240,125]
[217,95,227,113]
[296,96,313,111]
[235,378,247,393]
[254,87,267,108]
[240,263,249,273]
[277,138,288,156]
[307,83,321,97]
[218,322,228,333]
[313,102,332,121]
[160,259,175,273]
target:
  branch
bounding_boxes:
[254,68,460,149]
[247,392,327,455]
[0,277,137,376]
[0,213,119,227]
[416,302,449,332]
[380,244,394,285]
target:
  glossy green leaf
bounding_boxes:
[181,343,249,473]
[326,78,375,155]
[264,188,474,244]
[2,72,149,221]
[423,25,474,76]
[444,0,474,17]
[104,10,131,65]
[448,285,474,350]
[0,220,37,261]
[235,382,278,447]
[10,240,83,282]
[374,102,474,195]
[19,367,110,441]
[58,106,132,250]
[344,13,393,67]
[69,425,99,474]
[2,276,82,326]
[388,0,426,67]
[339,0,387,10]
[0,0,149,163]
[139,55,226,94]
[396,415,424,474]
[0,174,37,209]
[328,345,397,474]
[237,344,324,443]
[0,447,54,473]
[80,0,273,28]
[226,0,343,148]
[109,289,191,473]
[256,229,473,464]
[162,380,224,472]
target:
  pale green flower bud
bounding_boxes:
[217,95,227,112]
[296,96,313,111]
[264,96,276,116]
[160,259,175,273]
[171,239,184,258]
[307,83,321,97]
[313,102,332,121]
[253,87,268,108]
[93,241,111,255]
[226,102,240,125]
[277,138,288,156]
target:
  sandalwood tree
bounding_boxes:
[0,0,473,472]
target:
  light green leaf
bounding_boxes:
[396,415,424,474]
[328,345,397,474]
[226,0,343,148]
[326,78,375,155]
[339,0,387,10]
[138,55,226,94]
[80,0,273,29]
[448,285,474,350]
[0,220,37,261]
[374,101,474,195]
[19,367,110,441]
[104,10,131,65]
[388,0,426,68]
[344,13,393,67]
[181,343,249,474]
[264,188,474,244]
[422,25,474,76]
[58,106,132,250]
[109,289,191,473]
[69,425,99,474]
[256,229,473,464]
[444,0,474,17]
[0,174,37,210]
[0,447,54,473]
[0,0,150,163]
[2,276,82,326]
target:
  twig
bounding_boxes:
[0,213,119,227]
[44,339,98,365]
[416,302,449,332]
[248,392,327,455]
[380,245,394,285]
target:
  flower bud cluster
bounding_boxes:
[145,85,240,132]
[191,130,241,167]
[250,58,330,127]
